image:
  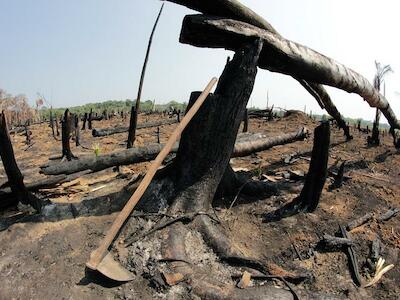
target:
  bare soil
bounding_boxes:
[0,112,399,299]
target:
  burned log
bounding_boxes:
[0,112,40,210]
[242,108,248,132]
[180,15,400,130]
[167,0,353,138]
[92,118,179,137]
[40,128,308,176]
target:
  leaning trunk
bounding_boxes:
[180,15,400,130]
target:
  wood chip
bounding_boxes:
[237,271,251,289]
[162,272,185,286]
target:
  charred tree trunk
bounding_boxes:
[88,109,93,130]
[24,123,31,145]
[74,114,80,146]
[128,4,164,149]
[61,109,75,161]
[369,109,381,146]
[81,112,88,130]
[0,112,40,210]
[40,128,307,176]
[268,122,330,220]
[165,40,262,213]
[127,106,138,149]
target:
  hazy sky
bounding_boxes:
[1,0,399,122]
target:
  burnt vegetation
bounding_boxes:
[1,1,399,299]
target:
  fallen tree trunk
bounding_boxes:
[92,118,179,137]
[167,0,352,137]
[40,128,308,175]
[180,15,400,130]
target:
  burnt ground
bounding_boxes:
[0,111,399,299]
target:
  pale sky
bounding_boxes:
[1,0,399,122]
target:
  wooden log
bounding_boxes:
[167,0,353,138]
[40,128,308,175]
[92,118,179,137]
[180,15,400,130]
[322,234,355,247]
[346,212,373,231]
[376,208,399,222]
[0,112,39,210]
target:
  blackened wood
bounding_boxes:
[157,127,160,144]
[322,234,355,247]
[127,106,138,149]
[74,114,80,146]
[346,212,373,231]
[376,208,399,222]
[24,124,31,145]
[180,15,400,130]
[330,161,346,189]
[61,109,75,161]
[81,112,88,130]
[298,122,330,211]
[0,112,38,209]
[128,3,164,149]
[370,237,381,262]
[88,108,93,130]
[40,128,306,176]
[169,40,263,213]
[339,225,362,287]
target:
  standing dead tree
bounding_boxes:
[369,61,392,146]
[61,109,76,161]
[166,0,353,140]
[267,122,330,220]
[127,3,164,148]
[0,111,41,211]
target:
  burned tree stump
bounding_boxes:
[0,112,41,211]
[74,114,80,147]
[127,106,138,149]
[267,122,330,220]
[88,109,93,130]
[61,109,76,161]
[81,112,88,130]
[49,108,56,138]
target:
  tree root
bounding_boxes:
[141,213,345,299]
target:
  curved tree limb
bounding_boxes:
[180,15,400,130]
[165,0,352,137]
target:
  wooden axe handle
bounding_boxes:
[87,77,218,269]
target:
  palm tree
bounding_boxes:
[370,61,393,145]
